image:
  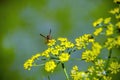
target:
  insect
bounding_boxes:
[40,29,52,43]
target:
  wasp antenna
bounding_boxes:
[40,34,46,38]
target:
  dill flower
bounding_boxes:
[82,42,102,62]
[92,42,102,54]
[104,17,111,24]
[114,0,120,3]
[115,14,120,19]
[51,49,59,55]
[45,60,56,72]
[59,53,70,62]
[93,18,103,27]
[104,38,116,50]
[108,61,120,74]
[95,59,105,67]
[93,77,99,80]
[64,41,74,48]
[41,48,51,57]
[47,39,56,46]
[88,66,95,75]
[82,50,94,62]
[106,24,114,36]
[58,37,67,42]
[116,36,120,46]
[115,22,120,28]
[24,53,41,70]
[109,8,119,14]
[93,27,103,36]
[71,71,89,80]
[75,34,94,49]
[71,65,79,77]
[103,76,112,80]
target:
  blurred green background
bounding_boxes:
[0,0,119,80]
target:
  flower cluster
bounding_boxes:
[24,38,73,72]
[24,0,120,80]
[104,36,120,50]
[75,34,94,49]
[108,61,120,74]
[82,42,102,62]
[45,60,56,72]
[71,66,89,80]
[24,53,41,70]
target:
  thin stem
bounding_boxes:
[48,75,50,80]
[32,63,45,67]
[105,49,112,71]
[61,63,69,80]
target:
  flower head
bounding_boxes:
[115,22,120,28]
[93,27,103,36]
[109,8,119,14]
[106,24,114,36]
[93,18,103,27]
[75,34,94,49]
[24,53,41,70]
[59,52,70,62]
[104,17,111,24]
[47,39,56,46]
[45,60,56,72]
[108,61,120,74]
[114,0,120,3]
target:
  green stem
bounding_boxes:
[61,63,69,80]
[105,49,112,71]
[48,75,50,80]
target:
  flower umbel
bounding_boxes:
[93,18,103,27]
[59,53,70,62]
[24,53,41,70]
[47,39,56,46]
[93,27,103,36]
[108,61,120,74]
[45,60,56,72]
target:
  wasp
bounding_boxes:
[40,29,52,43]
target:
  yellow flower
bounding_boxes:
[45,60,56,72]
[82,42,101,62]
[115,22,120,28]
[41,48,51,57]
[64,41,74,48]
[93,27,103,36]
[24,53,41,70]
[104,17,111,24]
[51,49,59,55]
[92,42,102,54]
[93,77,99,80]
[114,0,120,3]
[115,14,120,19]
[93,18,103,27]
[58,37,67,42]
[55,45,65,51]
[71,65,79,76]
[71,71,89,80]
[106,24,114,36]
[47,39,56,46]
[88,66,95,75]
[103,76,112,80]
[116,36,120,46]
[59,53,70,62]
[109,8,119,14]
[108,62,120,74]
[95,59,105,67]
[82,50,94,62]
[104,38,116,50]
[75,34,94,49]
